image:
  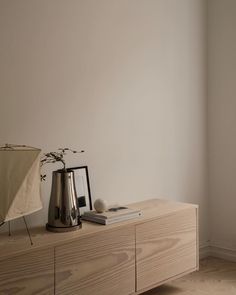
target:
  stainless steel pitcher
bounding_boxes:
[46,169,81,232]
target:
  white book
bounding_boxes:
[83,207,141,220]
[82,210,142,225]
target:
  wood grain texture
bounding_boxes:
[136,207,197,292]
[0,248,54,295]
[0,199,198,295]
[0,199,197,261]
[55,226,135,295]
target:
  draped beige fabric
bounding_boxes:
[0,146,42,222]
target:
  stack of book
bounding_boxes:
[82,207,142,225]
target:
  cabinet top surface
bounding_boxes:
[0,198,197,260]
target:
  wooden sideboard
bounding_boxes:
[0,199,198,295]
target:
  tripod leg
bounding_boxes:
[8,221,11,236]
[23,216,33,246]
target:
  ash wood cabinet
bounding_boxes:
[136,207,197,293]
[55,226,135,295]
[0,199,198,295]
[0,248,54,295]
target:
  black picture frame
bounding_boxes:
[69,166,92,215]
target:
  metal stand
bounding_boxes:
[22,216,33,246]
[8,221,11,236]
[4,216,33,245]
[1,218,33,245]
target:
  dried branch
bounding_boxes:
[40,148,84,180]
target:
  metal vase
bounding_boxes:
[46,169,81,232]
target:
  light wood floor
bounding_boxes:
[142,257,236,295]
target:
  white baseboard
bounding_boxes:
[199,240,236,262]
[209,244,236,262]
[199,240,211,259]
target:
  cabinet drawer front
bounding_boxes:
[55,226,135,295]
[0,248,54,295]
[136,208,197,291]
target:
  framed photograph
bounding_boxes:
[69,166,92,215]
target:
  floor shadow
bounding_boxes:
[142,284,184,295]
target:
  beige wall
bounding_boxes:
[208,0,236,249]
[0,0,208,242]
